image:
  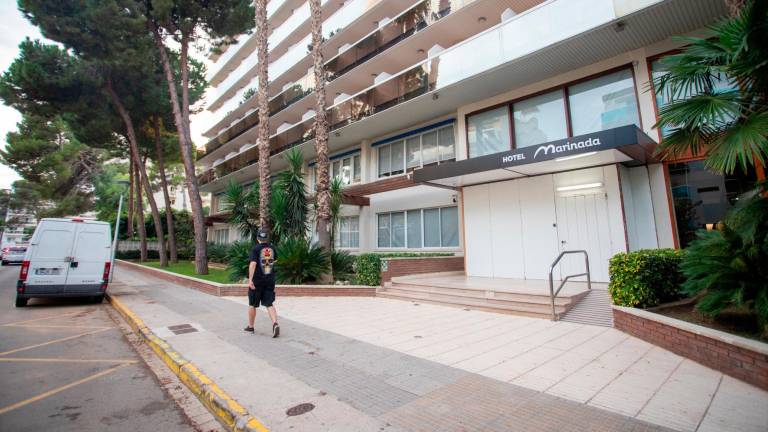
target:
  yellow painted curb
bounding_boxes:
[107,295,269,432]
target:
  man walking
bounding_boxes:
[244,229,279,337]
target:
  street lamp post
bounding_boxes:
[110,180,130,282]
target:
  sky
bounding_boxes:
[0,2,211,191]
[0,1,42,189]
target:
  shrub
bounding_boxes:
[331,250,355,281]
[276,237,329,284]
[226,241,253,282]
[354,254,382,286]
[681,184,768,333]
[207,242,230,264]
[608,249,684,308]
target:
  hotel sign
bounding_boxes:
[413,125,657,184]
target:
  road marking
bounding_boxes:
[0,363,131,415]
[2,324,112,330]
[0,328,112,356]
[0,311,82,326]
[0,357,137,364]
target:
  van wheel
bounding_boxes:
[15,297,28,307]
[92,295,104,304]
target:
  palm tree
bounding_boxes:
[308,0,333,282]
[221,180,260,242]
[652,0,768,174]
[275,148,309,240]
[255,0,271,232]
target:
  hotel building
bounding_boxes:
[195,0,763,285]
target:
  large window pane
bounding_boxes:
[467,106,511,157]
[377,213,390,247]
[406,137,421,169]
[340,157,352,184]
[391,141,405,175]
[406,210,422,248]
[668,161,756,248]
[391,212,405,247]
[353,155,361,183]
[422,131,438,165]
[378,145,390,177]
[513,90,567,148]
[423,208,440,247]
[568,69,640,136]
[440,207,459,247]
[349,216,359,248]
[332,160,341,179]
[438,127,455,161]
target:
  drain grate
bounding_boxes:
[168,324,198,335]
[286,403,315,417]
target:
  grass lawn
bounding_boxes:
[141,261,233,284]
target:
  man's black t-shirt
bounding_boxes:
[249,242,277,285]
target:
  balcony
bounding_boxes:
[201,0,488,161]
[199,59,438,186]
[198,0,727,191]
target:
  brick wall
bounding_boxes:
[380,256,464,286]
[117,260,375,298]
[613,306,768,391]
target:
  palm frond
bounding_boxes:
[706,111,768,173]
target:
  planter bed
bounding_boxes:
[613,305,768,391]
[116,260,376,297]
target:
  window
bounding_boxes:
[311,151,361,188]
[467,106,510,157]
[668,161,756,248]
[650,57,735,137]
[214,229,229,245]
[513,90,568,148]
[377,125,455,177]
[335,216,359,248]
[568,69,640,136]
[377,206,459,248]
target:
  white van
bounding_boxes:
[16,218,112,307]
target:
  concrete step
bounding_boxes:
[382,287,572,314]
[388,281,579,306]
[376,292,559,320]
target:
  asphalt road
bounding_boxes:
[0,264,194,432]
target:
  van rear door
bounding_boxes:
[26,220,76,291]
[65,223,111,293]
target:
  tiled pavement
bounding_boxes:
[112,266,767,431]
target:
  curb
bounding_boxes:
[108,294,269,432]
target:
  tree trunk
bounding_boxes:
[151,22,208,274]
[127,157,134,238]
[154,116,178,263]
[105,75,168,266]
[309,0,333,282]
[134,158,148,261]
[255,0,271,232]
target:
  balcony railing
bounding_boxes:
[203,0,469,158]
[199,58,439,186]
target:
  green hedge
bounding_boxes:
[608,249,684,308]
[353,252,454,286]
[115,249,160,260]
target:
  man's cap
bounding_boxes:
[257,229,270,241]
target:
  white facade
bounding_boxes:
[194,0,739,279]
[1,210,37,248]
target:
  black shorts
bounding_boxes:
[248,283,276,307]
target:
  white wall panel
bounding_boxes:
[463,184,493,277]
[519,176,559,280]
[648,163,675,248]
[488,181,524,278]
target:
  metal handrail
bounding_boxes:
[548,250,591,321]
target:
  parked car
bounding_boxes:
[2,246,27,265]
[16,218,112,307]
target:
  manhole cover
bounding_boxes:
[286,403,315,417]
[168,324,198,335]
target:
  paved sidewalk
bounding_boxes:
[111,266,766,432]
